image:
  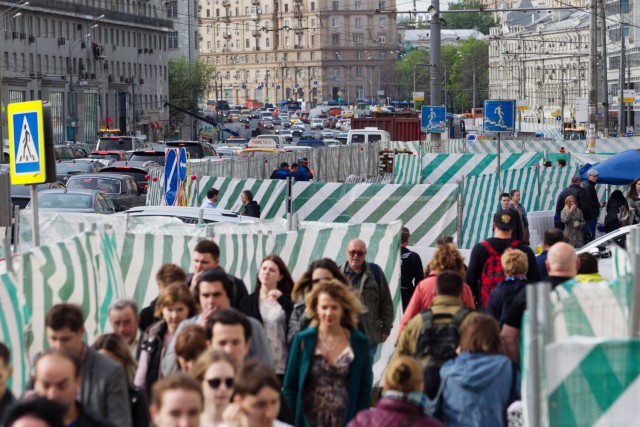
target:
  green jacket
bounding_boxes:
[340,261,394,345]
[282,327,373,427]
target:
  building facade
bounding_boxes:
[488,10,590,124]
[199,0,399,107]
[1,0,172,144]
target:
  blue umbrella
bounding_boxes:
[579,149,640,185]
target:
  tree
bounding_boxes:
[395,49,430,100]
[443,0,496,35]
[448,38,489,112]
[168,56,217,135]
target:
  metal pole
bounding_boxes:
[30,184,39,247]
[587,0,598,152]
[3,232,12,274]
[627,50,632,133]
[286,176,293,231]
[618,0,625,137]
[472,61,477,128]
[629,228,640,337]
[560,68,565,136]
[12,205,20,253]
[601,0,609,137]
[457,178,464,246]
[430,0,442,153]
[0,67,4,156]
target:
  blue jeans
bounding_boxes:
[586,218,597,242]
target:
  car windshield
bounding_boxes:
[166,144,205,159]
[56,163,94,174]
[67,177,122,194]
[97,138,134,151]
[39,193,93,209]
[89,153,121,161]
[129,153,166,165]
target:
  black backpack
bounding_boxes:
[414,307,472,399]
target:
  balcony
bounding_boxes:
[222,0,230,7]
[251,0,260,4]
[294,29,304,36]
[252,30,261,37]
[221,13,231,22]
[223,31,232,39]
[250,12,259,20]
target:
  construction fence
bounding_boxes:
[0,220,404,394]
[522,235,640,426]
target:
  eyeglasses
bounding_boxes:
[348,250,366,257]
[207,377,234,389]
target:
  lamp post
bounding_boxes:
[1,2,29,154]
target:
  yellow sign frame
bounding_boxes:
[8,100,46,185]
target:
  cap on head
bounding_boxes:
[588,168,599,177]
[493,210,516,230]
[298,157,308,164]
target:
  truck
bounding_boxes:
[351,112,422,141]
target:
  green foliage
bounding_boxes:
[168,56,217,110]
[444,0,496,34]
[395,38,489,112]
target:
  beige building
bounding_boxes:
[199,0,400,107]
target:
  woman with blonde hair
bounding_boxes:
[189,350,237,427]
[486,249,529,327]
[348,356,444,427]
[283,280,372,427]
[399,242,475,335]
[561,195,585,247]
[439,314,519,427]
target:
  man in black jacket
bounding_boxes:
[583,168,602,242]
[554,176,589,230]
[399,227,424,310]
[499,193,524,242]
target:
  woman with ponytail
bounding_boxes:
[348,356,444,427]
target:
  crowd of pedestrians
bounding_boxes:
[1,175,638,427]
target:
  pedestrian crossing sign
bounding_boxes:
[8,100,46,184]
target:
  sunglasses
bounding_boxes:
[207,377,234,389]
[348,250,366,256]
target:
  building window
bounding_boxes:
[167,1,177,18]
[356,85,364,99]
[378,35,386,43]
[284,4,288,12]
[356,66,363,77]
[379,17,386,27]
[331,19,339,28]
[355,1,362,10]
[311,52,315,60]
[311,35,316,44]
[378,1,385,9]
[332,68,339,78]
[332,33,339,44]
[332,1,339,10]
[355,17,362,27]
[266,38,270,47]
[356,51,363,60]
[311,18,316,28]
[354,34,363,44]
[246,39,250,48]
[168,31,178,49]
[310,2,315,10]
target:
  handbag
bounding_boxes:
[618,204,631,226]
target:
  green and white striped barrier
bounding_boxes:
[451,137,639,154]
[2,220,404,391]
[392,154,422,185]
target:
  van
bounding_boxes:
[96,136,147,152]
[346,128,391,145]
[255,134,286,146]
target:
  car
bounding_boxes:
[239,114,251,123]
[228,109,241,121]
[321,129,335,140]
[336,132,349,144]
[213,146,243,157]
[259,119,274,130]
[272,117,283,126]
[10,181,66,209]
[28,189,116,214]
[66,174,146,212]
[279,130,294,142]
[128,148,167,166]
[96,136,147,151]
[291,125,305,137]
[300,131,315,140]
[289,114,301,125]
[164,140,216,159]
[89,150,130,163]
[54,145,76,161]
[296,139,325,148]
[55,160,103,184]
[99,160,159,193]
[311,119,325,130]
[122,206,258,224]
[343,111,354,118]
[67,145,89,158]
[577,223,640,281]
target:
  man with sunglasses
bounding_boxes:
[161,271,273,376]
[339,239,394,352]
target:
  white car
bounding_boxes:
[123,206,258,224]
[311,119,324,130]
[577,223,640,281]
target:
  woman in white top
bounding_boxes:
[239,255,294,378]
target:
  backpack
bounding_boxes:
[618,204,631,226]
[480,240,519,309]
[414,306,472,399]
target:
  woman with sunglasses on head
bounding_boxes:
[190,350,237,427]
[283,280,372,427]
[288,258,351,347]
[239,255,294,380]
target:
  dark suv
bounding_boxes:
[164,141,216,159]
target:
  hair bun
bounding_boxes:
[393,363,411,384]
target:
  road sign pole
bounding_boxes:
[30,184,40,247]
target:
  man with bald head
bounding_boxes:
[339,239,394,353]
[501,242,579,363]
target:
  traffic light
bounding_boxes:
[337,97,341,103]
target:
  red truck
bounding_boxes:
[351,112,423,141]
